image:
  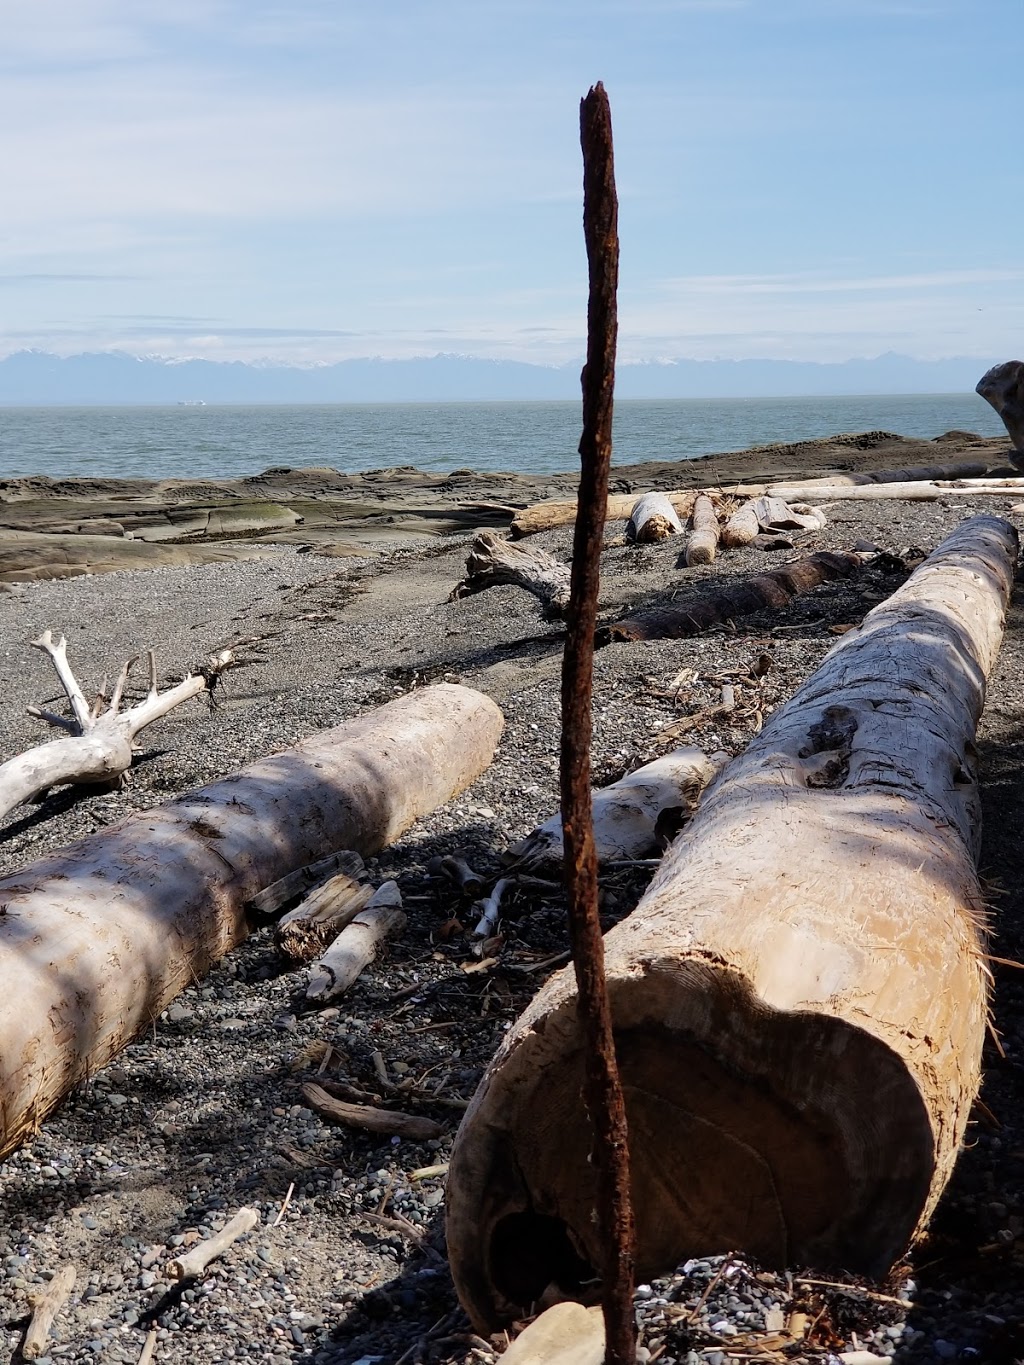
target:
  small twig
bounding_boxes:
[684,1254,736,1323]
[273,1183,295,1227]
[792,1277,913,1309]
[137,1328,158,1365]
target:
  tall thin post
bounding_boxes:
[560,82,636,1365]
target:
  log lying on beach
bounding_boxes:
[275,869,373,964]
[684,494,721,566]
[505,748,723,871]
[626,493,683,543]
[446,515,1018,1329]
[742,478,1024,503]
[0,683,503,1160]
[451,530,573,617]
[598,549,865,644]
[305,881,406,1002]
[719,496,825,549]
[976,361,1024,466]
[512,492,696,539]
[0,633,233,823]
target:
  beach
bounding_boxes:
[2,428,1024,1364]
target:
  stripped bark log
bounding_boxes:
[626,494,683,543]
[598,550,864,644]
[0,683,503,1160]
[750,478,1024,503]
[505,749,723,871]
[451,531,573,617]
[305,881,406,1000]
[0,633,233,822]
[446,515,1017,1329]
[684,494,721,566]
[719,501,760,548]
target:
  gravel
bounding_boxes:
[1,488,1024,1365]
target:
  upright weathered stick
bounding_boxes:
[561,82,636,1365]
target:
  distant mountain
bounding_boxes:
[0,349,1001,405]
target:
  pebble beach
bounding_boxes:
[2,428,1024,1365]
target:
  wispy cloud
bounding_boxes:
[661,269,1024,295]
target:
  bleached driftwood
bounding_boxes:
[505,748,723,871]
[23,1263,77,1360]
[248,849,365,916]
[447,516,1017,1329]
[754,478,1024,503]
[451,531,572,617]
[472,877,514,937]
[275,869,373,964]
[509,460,991,539]
[305,881,406,1000]
[0,682,503,1159]
[685,494,721,565]
[720,496,825,549]
[599,549,865,643]
[976,360,1024,462]
[430,854,484,894]
[167,1208,259,1281]
[0,633,233,823]
[626,493,684,543]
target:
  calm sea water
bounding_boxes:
[0,395,1005,482]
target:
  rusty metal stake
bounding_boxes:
[560,81,637,1365]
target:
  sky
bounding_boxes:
[1,0,1021,369]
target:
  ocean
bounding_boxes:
[0,394,1006,483]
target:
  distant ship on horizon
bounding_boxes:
[177,399,206,406]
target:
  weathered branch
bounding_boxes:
[451,530,572,617]
[305,882,406,1001]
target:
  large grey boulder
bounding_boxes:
[977,361,1024,467]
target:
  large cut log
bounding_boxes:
[0,683,503,1160]
[684,494,721,566]
[598,549,864,644]
[446,515,1017,1329]
[744,478,1024,503]
[512,492,696,539]
[976,360,1024,466]
[626,494,683,543]
[505,748,723,871]
[450,531,573,617]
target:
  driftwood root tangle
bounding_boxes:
[451,531,572,617]
[600,550,864,643]
[0,633,233,823]
[447,515,1017,1328]
[0,683,503,1160]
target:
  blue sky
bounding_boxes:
[2,0,1021,367]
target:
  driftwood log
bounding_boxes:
[275,868,373,964]
[509,460,990,538]
[305,881,406,1001]
[505,748,723,871]
[598,549,865,644]
[976,360,1024,465]
[0,633,233,823]
[747,478,1024,503]
[684,494,720,566]
[0,683,503,1159]
[451,531,572,617]
[446,515,1017,1329]
[720,498,825,549]
[626,494,683,543]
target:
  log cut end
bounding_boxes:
[446,962,935,1330]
